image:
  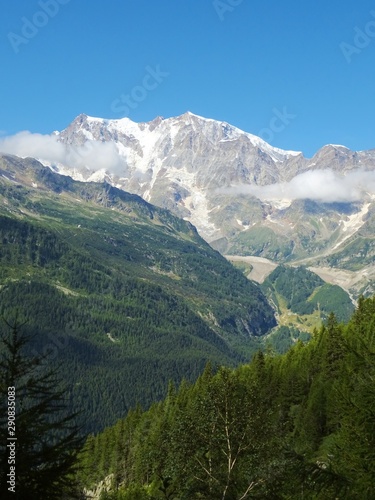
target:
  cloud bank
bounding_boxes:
[222,169,375,203]
[0,131,124,174]
[1,131,375,203]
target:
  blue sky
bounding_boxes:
[1,0,374,157]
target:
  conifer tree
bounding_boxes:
[0,319,83,499]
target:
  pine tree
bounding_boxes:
[0,319,84,499]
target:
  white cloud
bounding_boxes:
[0,131,66,163]
[222,169,375,203]
[1,131,375,204]
[0,131,124,174]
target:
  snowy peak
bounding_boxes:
[51,112,375,257]
[59,112,303,161]
[53,111,375,196]
[54,112,307,237]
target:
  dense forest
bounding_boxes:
[76,296,375,499]
[0,158,276,433]
[0,207,275,432]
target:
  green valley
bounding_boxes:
[0,154,275,433]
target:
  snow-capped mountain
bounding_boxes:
[22,112,375,296]
[55,112,306,236]
[53,112,375,232]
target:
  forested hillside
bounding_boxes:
[262,265,354,322]
[77,297,375,499]
[0,154,275,433]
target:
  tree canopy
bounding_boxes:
[77,297,375,499]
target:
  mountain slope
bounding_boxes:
[44,112,375,298]
[0,153,275,432]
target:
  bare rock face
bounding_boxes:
[305,145,375,174]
